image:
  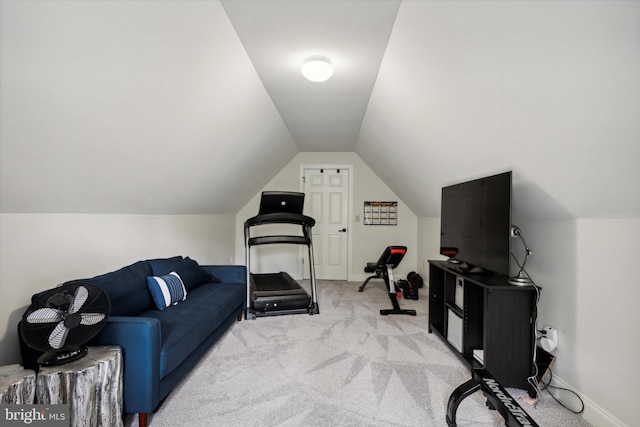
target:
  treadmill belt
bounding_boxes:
[252,272,300,291]
[251,272,310,313]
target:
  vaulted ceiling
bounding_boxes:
[221,0,401,152]
[1,1,638,218]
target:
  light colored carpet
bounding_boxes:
[125,280,591,427]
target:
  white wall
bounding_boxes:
[235,152,418,281]
[0,213,236,365]
[521,218,639,427]
[416,217,446,278]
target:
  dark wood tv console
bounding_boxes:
[428,260,537,394]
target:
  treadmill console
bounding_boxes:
[258,191,305,215]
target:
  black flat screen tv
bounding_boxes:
[440,171,512,276]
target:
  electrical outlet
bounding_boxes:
[539,326,558,352]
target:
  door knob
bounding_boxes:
[339,228,347,232]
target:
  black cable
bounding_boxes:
[540,369,585,414]
[516,263,543,400]
[517,262,584,416]
[511,228,583,415]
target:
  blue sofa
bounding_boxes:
[85,256,246,427]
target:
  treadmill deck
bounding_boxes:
[250,272,311,314]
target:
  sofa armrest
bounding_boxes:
[200,265,246,283]
[90,316,161,414]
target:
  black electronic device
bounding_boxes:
[258,191,305,215]
[19,282,110,366]
[535,345,556,383]
[446,367,539,427]
[439,171,512,276]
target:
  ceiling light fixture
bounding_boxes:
[301,56,334,82]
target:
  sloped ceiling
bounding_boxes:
[1,1,638,219]
[357,0,640,219]
[0,0,298,214]
[356,1,640,218]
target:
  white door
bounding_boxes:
[303,167,349,280]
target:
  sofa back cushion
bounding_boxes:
[147,257,211,292]
[88,260,153,316]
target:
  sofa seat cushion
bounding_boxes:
[139,281,245,378]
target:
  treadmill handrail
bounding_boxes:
[248,236,311,246]
[245,212,315,227]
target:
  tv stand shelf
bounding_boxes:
[445,302,463,318]
[428,260,537,394]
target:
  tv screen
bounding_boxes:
[440,171,512,276]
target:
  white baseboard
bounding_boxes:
[550,375,627,427]
[350,273,370,283]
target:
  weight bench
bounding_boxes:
[359,246,416,316]
[359,246,406,292]
[446,367,539,427]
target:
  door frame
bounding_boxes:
[300,164,354,281]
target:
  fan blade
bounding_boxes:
[48,322,70,350]
[69,285,89,314]
[79,312,105,326]
[26,308,64,324]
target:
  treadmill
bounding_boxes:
[244,191,319,319]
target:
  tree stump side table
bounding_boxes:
[0,364,36,404]
[36,346,123,427]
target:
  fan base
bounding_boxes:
[38,346,88,366]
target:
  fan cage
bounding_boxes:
[20,281,111,352]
